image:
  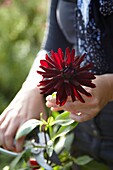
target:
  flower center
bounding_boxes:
[62,65,76,80]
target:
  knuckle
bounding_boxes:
[4,133,11,141]
[92,98,101,112]
[0,126,6,133]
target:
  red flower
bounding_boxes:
[29,158,39,170]
[37,47,96,106]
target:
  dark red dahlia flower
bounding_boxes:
[37,47,96,106]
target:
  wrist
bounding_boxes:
[22,49,47,91]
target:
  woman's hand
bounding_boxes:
[46,74,113,122]
[0,87,46,152]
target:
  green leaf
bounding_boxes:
[55,111,70,120]
[81,160,110,170]
[64,133,74,152]
[15,119,43,140]
[10,150,26,169]
[53,165,62,170]
[52,92,56,98]
[47,116,55,126]
[73,155,93,166]
[52,122,78,141]
[51,111,60,119]
[63,161,73,170]
[54,111,75,126]
[54,136,66,154]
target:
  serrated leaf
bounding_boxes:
[73,155,93,166]
[15,119,43,140]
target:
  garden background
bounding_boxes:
[0,0,46,169]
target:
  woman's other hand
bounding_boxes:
[46,74,113,122]
[0,87,46,152]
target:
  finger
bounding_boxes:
[0,112,20,151]
[46,95,55,101]
[0,113,10,145]
[0,110,8,125]
[46,101,57,108]
[4,122,20,151]
[46,95,56,104]
[0,126,6,146]
[15,136,26,152]
[51,106,63,111]
[60,101,82,112]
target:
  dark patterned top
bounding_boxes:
[43,0,113,74]
[99,0,113,16]
[75,0,113,74]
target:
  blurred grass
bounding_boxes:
[0,0,47,169]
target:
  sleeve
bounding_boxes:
[41,0,73,52]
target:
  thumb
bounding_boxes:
[15,136,25,152]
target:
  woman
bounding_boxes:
[0,0,113,168]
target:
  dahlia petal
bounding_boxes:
[65,83,76,102]
[74,55,80,62]
[58,48,64,67]
[74,53,86,66]
[76,85,92,97]
[76,71,96,79]
[69,85,76,102]
[64,83,71,96]
[46,54,56,67]
[78,63,93,72]
[71,80,80,86]
[39,79,57,94]
[58,48,64,60]
[54,79,64,90]
[38,79,53,86]
[54,52,62,70]
[70,48,75,62]
[65,47,71,65]
[51,50,62,70]
[40,66,60,74]
[37,70,59,78]
[77,79,96,88]
[74,88,85,103]
[57,48,65,68]
[40,78,57,88]
[37,70,45,75]
[40,60,55,68]
[40,87,55,95]
[56,86,67,106]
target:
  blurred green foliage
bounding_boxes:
[0,0,46,113]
